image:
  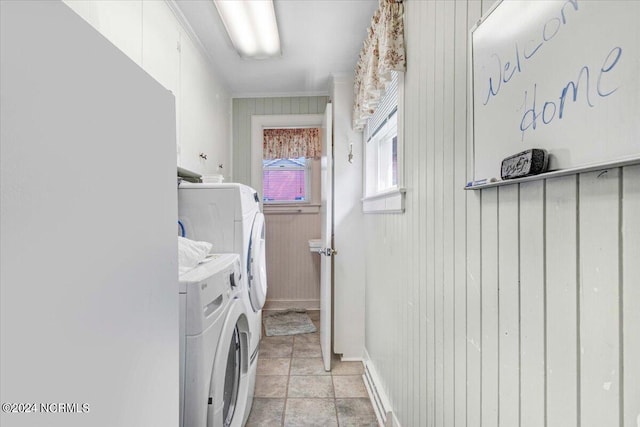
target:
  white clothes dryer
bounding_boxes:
[178,183,267,423]
[179,254,251,427]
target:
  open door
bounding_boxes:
[320,102,334,371]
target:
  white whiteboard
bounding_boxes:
[471,0,640,180]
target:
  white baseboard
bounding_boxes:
[263,299,320,311]
[339,356,363,362]
[362,349,399,427]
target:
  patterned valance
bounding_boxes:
[263,128,321,160]
[352,0,405,130]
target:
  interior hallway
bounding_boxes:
[246,310,377,426]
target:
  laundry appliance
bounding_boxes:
[178,183,267,423]
[179,253,251,427]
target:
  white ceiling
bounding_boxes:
[174,0,378,98]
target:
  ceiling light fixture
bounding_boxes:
[213,0,281,59]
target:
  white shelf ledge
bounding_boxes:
[464,157,640,190]
[362,188,406,214]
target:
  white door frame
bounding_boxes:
[250,114,324,197]
[319,103,333,371]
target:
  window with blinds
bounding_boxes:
[262,157,310,203]
[365,71,399,142]
[364,71,402,200]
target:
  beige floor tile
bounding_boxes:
[293,331,320,343]
[260,339,293,358]
[292,340,322,358]
[248,316,376,427]
[331,360,364,376]
[335,398,378,426]
[332,375,369,398]
[254,375,288,398]
[257,358,291,376]
[287,375,334,398]
[245,398,285,426]
[262,335,295,345]
[290,358,330,376]
[284,398,338,427]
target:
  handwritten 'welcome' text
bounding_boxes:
[482,0,579,106]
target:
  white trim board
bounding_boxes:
[362,188,406,214]
[164,0,214,70]
[362,349,399,427]
[263,299,320,311]
[233,91,329,99]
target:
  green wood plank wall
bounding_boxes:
[231,96,329,185]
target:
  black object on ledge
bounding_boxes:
[501,149,549,180]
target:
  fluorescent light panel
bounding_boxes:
[214,0,281,59]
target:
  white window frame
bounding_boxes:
[251,114,323,213]
[262,157,311,205]
[362,72,405,214]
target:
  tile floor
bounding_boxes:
[245,310,378,426]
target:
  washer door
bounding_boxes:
[222,326,241,426]
[247,212,267,312]
[208,301,249,427]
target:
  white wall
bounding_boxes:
[363,1,640,426]
[1,2,177,426]
[330,75,366,360]
[64,0,231,177]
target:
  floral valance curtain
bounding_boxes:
[352,0,406,131]
[263,128,321,160]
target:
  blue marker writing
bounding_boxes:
[466,177,498,187]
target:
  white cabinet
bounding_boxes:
[178,37,230,175]
[141,1,180,95]
[64,0,142,64]
[62,0,231,176]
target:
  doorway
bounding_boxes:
[250,114,324,311]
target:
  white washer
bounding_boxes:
[178,183,267,423]
[179,254,251,427]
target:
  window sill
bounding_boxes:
[362,188,406,214]
[263,203,321,215]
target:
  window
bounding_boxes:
[262,157,310,203]
[366,110,398,195]
[363,71,405,213]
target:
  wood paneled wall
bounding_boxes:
[363,1,640,427]
[232,96,328,309]
[264,212,321,310]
